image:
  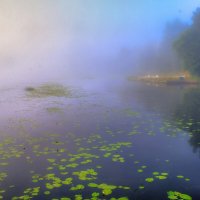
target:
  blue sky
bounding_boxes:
[57,0,199,45]
[0,0,199,81]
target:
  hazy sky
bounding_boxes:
[0,0,199,83]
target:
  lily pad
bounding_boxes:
[145,178,154,183]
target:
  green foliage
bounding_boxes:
[174,8,200,75]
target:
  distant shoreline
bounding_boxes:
[128,74,199,86]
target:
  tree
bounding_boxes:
[174,8,200,75]
[137,19,187,74]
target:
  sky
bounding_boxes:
[0,0,199,83]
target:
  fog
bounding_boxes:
[0,0,199,85]
[136,19,188,75]
[1,2,200,199]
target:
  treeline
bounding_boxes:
[137,20,188,74]
[174,8,200,76]
[137,7,200,76]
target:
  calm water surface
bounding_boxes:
[0,78,199,200]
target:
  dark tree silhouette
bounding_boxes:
[174,8,200,75]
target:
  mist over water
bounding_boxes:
[0,0,199,86]
[1,2,200,200]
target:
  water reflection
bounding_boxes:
[122,81,200,157]
[120,81,185,114]
[175,88,200,156]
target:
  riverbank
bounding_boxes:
[128,74,199,86]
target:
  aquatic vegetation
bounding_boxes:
[88,183,98,188]
[0,126,189,200]
[58,165,66,170]
[145,178,154,183]
[112,154,125,162]
[12,187,40,199]
[44,191,50,195]
[0,85,198,200]
[161,172,168,176]
[99,142,132,152]
[124,109,139,116]
[62,178,73,185]
[118,186,130,190]
[141,165,147,169]
[47,158,56,163]
[75,194,83,200]
[103,152,112,158]
[32,174,43,183]
[46,107,62,113]
[110,198,129,200]
[70,184,85,191]
[0,173,7,182]
[167,191,192,200]
[88,183,117,196]
[151,172,169,180]
[91,192,100,200]
[177,175,184,179]
[155,175,167,180]
[25,84,72,98]
[80,159,92,164]
[44,174,63,189]
[139,185,145,189]
[185,178,190,181]
[66,163,79,168]
[128,130,139,136]
[73,169,98,181]
[102,188,112,195]
[137,165,147,173]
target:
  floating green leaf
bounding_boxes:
[145,178,154,183]
[176,175,184,179]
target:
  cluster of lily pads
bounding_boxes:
[167,191,192,200]
[7,135,135,199]
[0,96,195,200]
[25,84,72,98]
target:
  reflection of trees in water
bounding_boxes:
[122,82,200,156]
[175,88,200,156]
[189,134,200,156]
[121,82,185,114]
